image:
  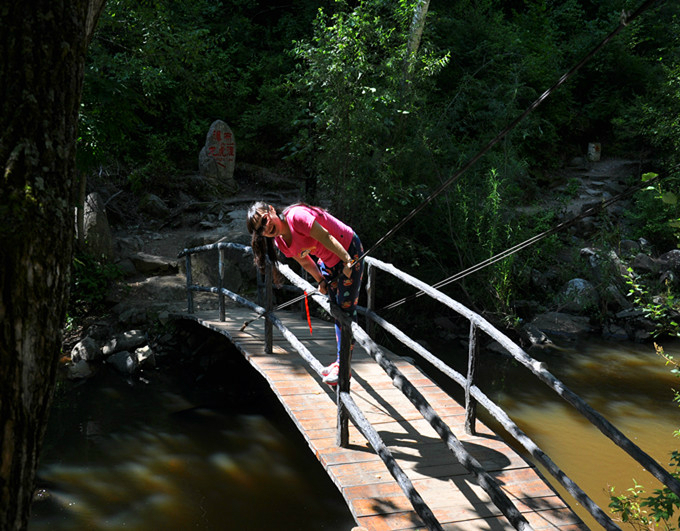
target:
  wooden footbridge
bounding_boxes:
[172,242,680,531]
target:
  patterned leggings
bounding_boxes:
[318,233,364,361]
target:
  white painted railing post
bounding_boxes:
[218,248,225,321]
[465,321,479,435]
[366,262,376,339]
[337,318,352,448]
[265,258,273,354]
[185,254,194,314]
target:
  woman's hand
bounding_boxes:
[318,279,328,295]
[342,262,353,279]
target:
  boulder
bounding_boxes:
[619,239,641,256]
[102,330,147,356]
[602,323,629,341]
[602,284,632,312]
[659,249,680,277]
[135,345,156,368]
[71,337,103,362]
[580,247,627,287]
[530,312,594,341]
[129,252,178,276]
[560,278,599,315]
[631,253,659,274]
[107,350,138,374]
[68,360,95,380]
[519,323,555,350]
[139,193,171,219]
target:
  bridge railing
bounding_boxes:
[357,257,680,530]
[177,242,680,531]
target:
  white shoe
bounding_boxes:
[321,361,338,377]
[322,362,340,385]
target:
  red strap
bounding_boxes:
[304,291,313,335]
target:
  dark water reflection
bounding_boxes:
[30,336,355,531]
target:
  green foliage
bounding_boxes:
[626,173,680,250]
[610,344,680,529]
[288,0,449,217]
[623,267,680,338]
[78,0,323,175]
[69,253,123,316]
[611,2,680,159]
[75,0,680,321]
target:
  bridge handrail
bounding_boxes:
[357,305,614,525]
[183,282,444,530]
[177,242,678,529]
[363,257,680,502]
[275,262,533,531]
[177,241,250,258]
[178,243,532,529]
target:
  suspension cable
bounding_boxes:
[353,0,659,266]
[381,168,677,312]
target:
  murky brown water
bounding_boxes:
[29,341,356,531]
[506,337,678,529]
[30,330,679,530]
[466,336,680,529]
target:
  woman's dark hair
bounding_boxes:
[247,201,282,284]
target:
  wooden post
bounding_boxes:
[265,259,273,354]
[465,321,479,435]
[185,254,194,314]
[337,318,352,448]
[218,247,225,322]
[366,263,376,339]
[256,270,264,306]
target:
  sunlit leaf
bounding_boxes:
[662,192,677,205]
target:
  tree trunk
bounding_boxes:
[0,1,105,529]
[401,0,431,94]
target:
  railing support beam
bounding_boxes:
[337,317,352,448]
[265,259,273,354]
[185,254,194,314]
[218,248,225,321]
[366,263,376,339]
[465,321,479,435]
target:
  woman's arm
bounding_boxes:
[309,221,353,278]
[293,254,329,294]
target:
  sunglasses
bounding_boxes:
[257,213,270,234]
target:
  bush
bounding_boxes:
[69,252,122,316]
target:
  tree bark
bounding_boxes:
[401,0,431,94]
[0,1,105,529]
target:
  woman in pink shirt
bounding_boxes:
[247,202,364,385]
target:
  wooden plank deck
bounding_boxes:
[171,306,587,530]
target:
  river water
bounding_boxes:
[426,334,680,529]
[29,334,356,531]
[30,331,679,530]
[493,336,680,529]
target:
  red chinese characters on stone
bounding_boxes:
[208,131,235,168]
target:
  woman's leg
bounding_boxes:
[330,234,364,361]
[320,234,364,384]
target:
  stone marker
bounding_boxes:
[199,119,238,195]
[81,192,114,259]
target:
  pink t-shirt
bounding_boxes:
[275,205,354,267]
